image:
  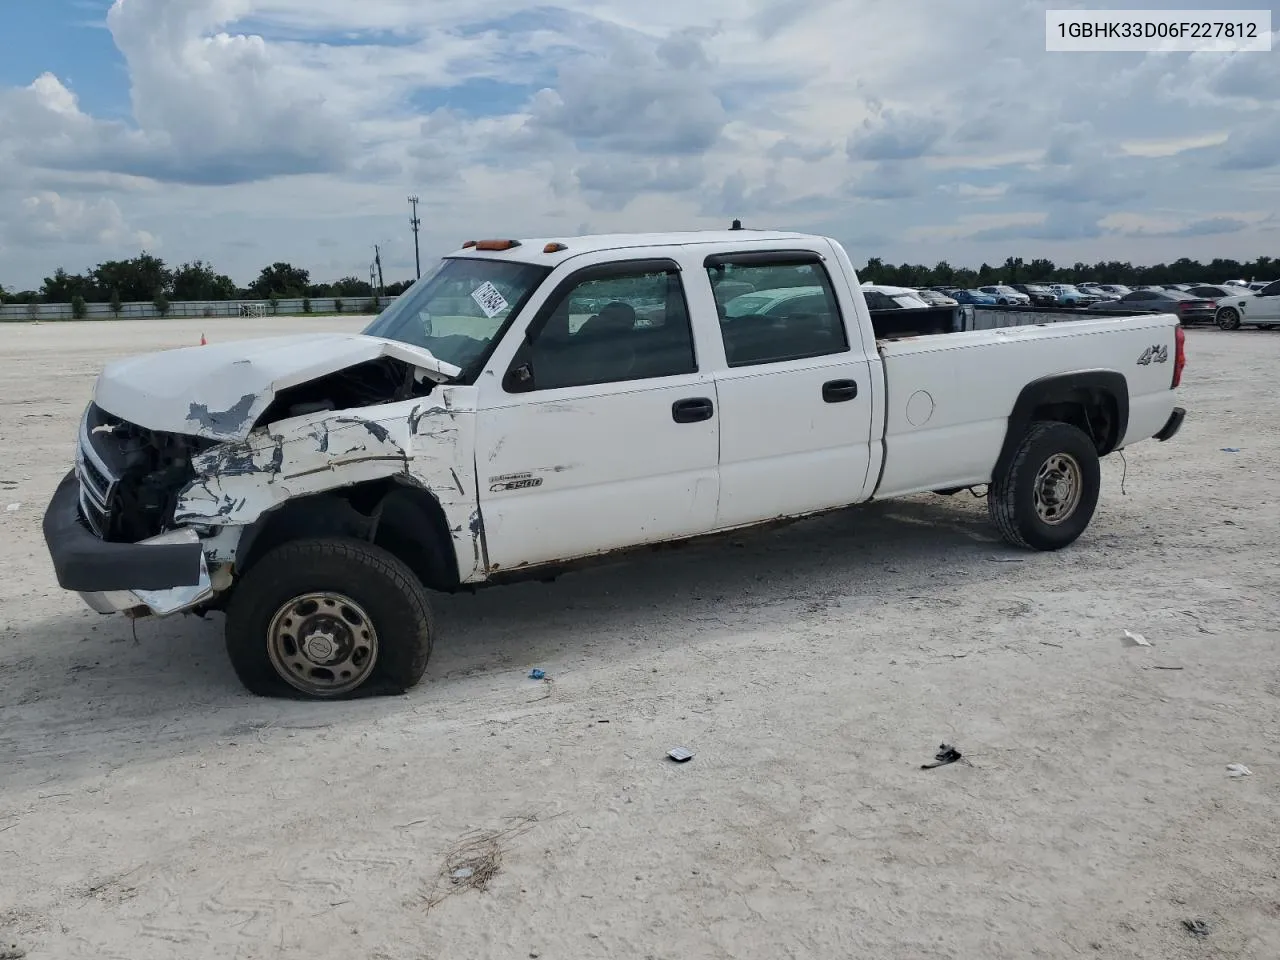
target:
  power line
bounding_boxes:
[408,196,422,280]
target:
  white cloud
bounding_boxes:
[0,192,155,250]
[0,0,1277,290]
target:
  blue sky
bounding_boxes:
[1,0,1277,291]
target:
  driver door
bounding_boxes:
[473,258,721,572]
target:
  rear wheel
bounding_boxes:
[1217,307,1242,331]
[989,421,1101,551]
[225,538,434,699]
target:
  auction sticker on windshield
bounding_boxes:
[471,281,510,319]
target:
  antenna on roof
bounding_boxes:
[730,218,743,231]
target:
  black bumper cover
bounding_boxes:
[42,470,204,592]
[1154,406,1186,442]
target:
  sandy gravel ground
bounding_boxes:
[1,318,1277,960]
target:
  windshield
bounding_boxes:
[363,257,551,379]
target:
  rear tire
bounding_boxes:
[988,421,1101,551]
[225,537,434,700]
[1217,308,1241,331]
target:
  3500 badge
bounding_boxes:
[489,473,544,492]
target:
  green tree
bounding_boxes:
[268,292,280,314]
[153,291,170,317]
[93,253,172,303]
[42,267,98,304]
[172,260,236,301]
[250,262,310,299]
[331,275,373,298]
[71,295,88,319]
[109,289,123,318]
[333,297,344,313]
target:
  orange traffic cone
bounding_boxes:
[200,332,207,345]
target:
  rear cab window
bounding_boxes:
[704,252,850,367]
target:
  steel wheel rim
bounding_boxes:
[1033,452,1083,525]
[266,592,379,696]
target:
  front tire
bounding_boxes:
[1217,308,1242,331]
[225,538,434,699]
[988,421,1101,551]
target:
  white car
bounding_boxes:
[859,283,932,310]
[978,285,1033,305]
[1214,279,1280,330]
[43,229,1187,700]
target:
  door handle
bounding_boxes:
[822,379,858,403]
[672,397,714,423]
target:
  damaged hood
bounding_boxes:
[94,333,461,442]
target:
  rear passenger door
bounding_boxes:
[475,258,721,571]
[701,249,876,530]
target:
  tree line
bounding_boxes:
[0,253,415,316]
[2,251,1276,315]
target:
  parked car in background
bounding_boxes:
[1048,284,1103,306]
[1186,285,1249,301]
[1010,284,1058,306]
[950,289,999,305]
[722,285,826,320]
[1088,289,1217,324]
[912,288,959,307]
[978,285,1032,305]
[1095,284,1132,298]
[1246,280,1274,292]
[1214,279,1280,330]
[859,283,932,310]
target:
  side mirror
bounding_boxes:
[503,363,534,393]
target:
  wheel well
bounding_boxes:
[996,372,1129,478]
[1029,390,1122,454]
[234,480,460,592]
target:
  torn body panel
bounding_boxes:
[93,333,461,442]
[173,389,484,582]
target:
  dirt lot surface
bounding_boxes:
[1,318,1277,960]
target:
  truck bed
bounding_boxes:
[868,304,1158,340]
[870,311,1181,499]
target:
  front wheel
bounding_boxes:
[225,538,434,699]
[988,421,1101,551]
[1217,308,1242,331]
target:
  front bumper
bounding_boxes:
[42,470,214,616]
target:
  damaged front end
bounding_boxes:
[44,333,469,620]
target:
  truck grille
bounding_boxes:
[75,408,119,537]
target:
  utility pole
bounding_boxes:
[374,244,385,297]
[408,196,422,279]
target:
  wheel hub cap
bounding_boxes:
[266,593,379,697]
[1033,453,1084,525]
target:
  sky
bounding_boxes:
[0,0,1277,291]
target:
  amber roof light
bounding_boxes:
[543,242,567,253]
[462,239,521,251]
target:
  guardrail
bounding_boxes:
[0,295,402,322]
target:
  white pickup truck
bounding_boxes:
[43,229,1187,700]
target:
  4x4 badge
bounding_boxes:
[1137,344,1168,365]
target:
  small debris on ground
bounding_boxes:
[921,743,963,769]
[1226,764,1252,778]
[668,747,694,763]
[987,556,1024,563]
[1221,448,1241,453]
[4,503,19,512]
[451,867,475,882]
[1122,630,1152,647]
[528,669,546,680]
[0,946,26,960]
[1182,919,1211,937]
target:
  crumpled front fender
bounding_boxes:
[173,391,484,581]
